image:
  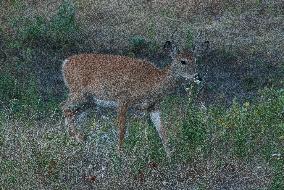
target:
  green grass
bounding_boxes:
[0,87,283,189]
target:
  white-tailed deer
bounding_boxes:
[61,41,205,157]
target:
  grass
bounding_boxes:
[0,87,283,189]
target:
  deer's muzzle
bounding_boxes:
[193,73,202,84]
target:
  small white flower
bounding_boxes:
[194,79,201,84]
[271,153,281,157]
[162,181,168,185]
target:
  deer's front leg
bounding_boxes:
[150,110,171,158]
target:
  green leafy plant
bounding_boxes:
[11,0,80,50]
[48,0,78,49]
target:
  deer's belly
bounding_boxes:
[91,97,155,110]
[92,97,118,108]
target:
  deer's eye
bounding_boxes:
[180,60,187,65]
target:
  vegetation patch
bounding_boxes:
[0,88,283,189]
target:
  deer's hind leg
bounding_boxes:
[61,92,90,142]
[117,102,128,151]
[61,91,89,112]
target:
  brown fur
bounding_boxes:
[62,54,180,108]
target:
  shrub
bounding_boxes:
[11,0,80,50]
[48,0,79,49]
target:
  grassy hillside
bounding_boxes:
[0,0,283,189]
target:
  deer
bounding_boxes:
[61,41,206,157]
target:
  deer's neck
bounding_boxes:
[159,66,180,94]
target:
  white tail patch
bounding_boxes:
[62,59,69,86]
[63,59,69,66]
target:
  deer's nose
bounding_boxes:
[193,73,202,84]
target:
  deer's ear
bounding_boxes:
[163,41,172,49]
[203,41,210,51]
[164,41,178,59]
[192,40,210,57]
